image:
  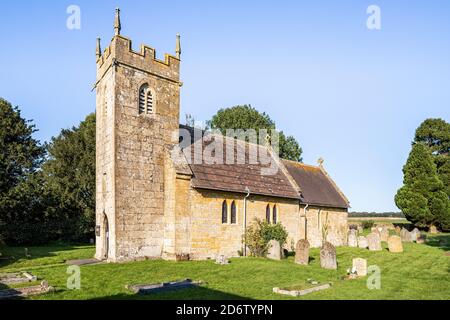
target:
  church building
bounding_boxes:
[94,9,349,262]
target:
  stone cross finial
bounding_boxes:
[96,37,102,59]
[176,34,181,59]
[317,157,324,167]
[114,7,121,36]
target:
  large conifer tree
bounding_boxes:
[395,143,449,229]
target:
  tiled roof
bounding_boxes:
[283,160,349,208]
[180,132,300,199]
[178,125,349,208]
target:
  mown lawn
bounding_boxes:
[1,235,449,300]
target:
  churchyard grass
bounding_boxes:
[1,234,449,300]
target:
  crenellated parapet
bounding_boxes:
[95,8,181,87]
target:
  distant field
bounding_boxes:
[348,217,409,224]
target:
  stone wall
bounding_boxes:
[304,206,348,248]
[95,34,180,262]
[182,187,348,259]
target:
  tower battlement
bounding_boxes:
[95,8,181,86]
[97,35,180,83]
[96,35,180,85]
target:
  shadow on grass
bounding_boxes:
[0,243,90,270]
[424,234,450,252]
[90,286,252,300]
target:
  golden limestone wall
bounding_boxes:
[304,206,348,248]
[95,35,180,262]
[173,179,348,259]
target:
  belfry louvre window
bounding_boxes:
[230,201,237,224]
[222,201,228,224]
[138,84,153,115]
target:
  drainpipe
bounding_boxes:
[303,204,309,240]
[243,187,250,256]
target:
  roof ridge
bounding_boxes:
[282,159,320,169]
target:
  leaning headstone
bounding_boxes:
[320,242,337,270]
[429,225,438,234]
[352,258,367,276]
[295,239,310,265]
[348,229,358,247]
[358,236,368,249]
[367,233,382,251]
[400,228,413,242]
[416,234,427,244]
[411,228,420,242]
[387,235,403,253]
[267,240,281,260]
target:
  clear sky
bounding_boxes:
[1,1,449,212]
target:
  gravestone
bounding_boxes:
[352,258,367,276]
[400,228,413,242]
[267,240,281,260]
[320,242,337,270]
[295,239,310,265]
[215,255,229,265]
[367,233,382,251]
[411,228,420,242]
[357,225,364,233]
[358,236,368,249]
[348,229,358,247]
[379,227,389,242]
[416,234,426,244]
[429,225,438,234]
[387,235,403,253]
[395,226,401,234]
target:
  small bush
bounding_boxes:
[243,219,289,257]
[362,220,375,230]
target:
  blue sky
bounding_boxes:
[1,1,449,212]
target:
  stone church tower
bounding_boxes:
[94,8,182,261]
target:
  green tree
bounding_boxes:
[395,143,449,229]
[41,113,96,241]
[207,105,303,161]
[0,98,45,243]
[414,118,450,197]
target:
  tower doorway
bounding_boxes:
[103,213,109,260]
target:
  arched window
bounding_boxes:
[266,204,271,223]
[230,201,237,224]
[222,200,228,224]
[272,205,278,224]
[139,84,154,115]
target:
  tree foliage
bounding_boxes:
[40,113,96,241]
[244,218,289,257]
[207,105,303,161]
[414,118,450,197]
[0,98,46,243]
[395,142,449,229]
